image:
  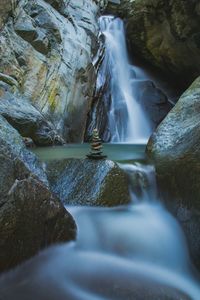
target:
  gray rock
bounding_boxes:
[107,0,200,84]
[131,80,172,130]
[14,11,38,43]
[14,10,50,55]
[0,82,65,146]
[0,115,48,185]
[0,0,106,143]
[147,76,200,270]
[44,0,61,11]
[46,158,130,206]
[0,115,76,272]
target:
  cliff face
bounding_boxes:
[107,0,200,85]
[0,0,107,145]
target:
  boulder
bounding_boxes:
[0,115,76,272]
[107,0,200,85]
[0,0,106,143]
[0,81,64,146]
[147,76,200,270]
[46,158,130,206]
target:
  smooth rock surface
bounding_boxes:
[0,115,76,272]
[147,76,200,270]
[0,0,107,144]
[107,0,200,84]
[0,81,64,146]
[46,158,130,206]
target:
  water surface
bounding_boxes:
[33,143,146,163]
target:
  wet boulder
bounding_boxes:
[147,76,200,270]
[46,158,130,206]
[0,116,76,272]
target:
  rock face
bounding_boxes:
[107,0,200,84]
[132,79,172,131]
[46,158,130,206]
[0,115,76,272]
[147,76,200,270]
[0,81,65,146]
[0,0,19,29]
[0,0,106,144]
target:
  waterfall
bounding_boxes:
[1,156,200,299]
[119,162,158,202]
[98,16,151,143]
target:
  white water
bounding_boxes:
[66,163,200,299]
[0,16,199,300]
[0,160,200,299]
[99,16,151,143]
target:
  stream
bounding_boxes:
[0,15,200,300]
[0,144,199,300]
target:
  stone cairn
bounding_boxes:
[87,128,107,159]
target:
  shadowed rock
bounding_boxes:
[0,116,76,272]
[0,81,65,146]
[147,76,200,270]
[107,0,200,85]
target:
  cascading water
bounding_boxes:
[1,14,199,300]
[98,16,151,143]
[1,161,200,300]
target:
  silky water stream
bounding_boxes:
[0,145,200,300]
[95,16,151,143]
[0,15,200,300]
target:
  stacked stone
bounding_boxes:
[87,128,107,159]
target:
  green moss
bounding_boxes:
[48,84,59,112]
